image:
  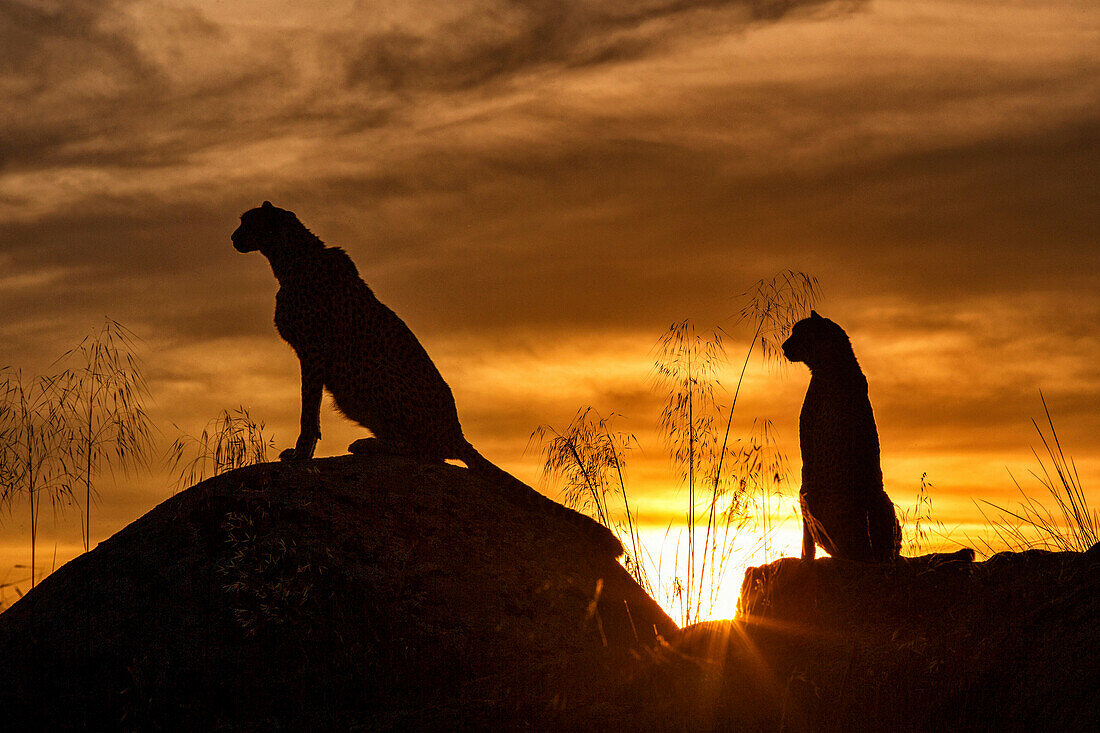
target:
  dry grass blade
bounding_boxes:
[0,369,74,589]
[53,319,156,553]
[532,271,816,625]
[898,473,939,554]
[168,407,277,491]
[977,392,1096,554]
[737,270,822,365]
[531,408,649,593]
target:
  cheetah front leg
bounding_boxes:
[282,355,322,461]
[801,517,817,561]
[800,491,817,561]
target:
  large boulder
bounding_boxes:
[675,546,1100,731]
[0,455,675,729]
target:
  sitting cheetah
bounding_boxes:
[782,311,901,562]
[232,202,622,556]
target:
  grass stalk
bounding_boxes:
[168,406,276,490]
[0,370,72,590]
[977,392,1096,553]
[536,271,817,625]
[53,319,155,553]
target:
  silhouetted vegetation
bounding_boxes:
[531,408,648,591]
[978,393,1096,553]
[899,472,946,555]
[0,370,71,589]
[0,316,292,603]
[3,449,1093,730]
[1,320,155,589]
[0,321,278,600]
[167,407,276,490]
[53,320,156,553]
[536,271,819,624]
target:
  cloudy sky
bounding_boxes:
[1,0,1097,595]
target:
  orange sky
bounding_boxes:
[1,0,1098,613]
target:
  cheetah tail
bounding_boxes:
[458,443,624,558]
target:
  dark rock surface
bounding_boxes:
[675,546,1100,731]
[0,455,674,729]
[3,453,1095,731]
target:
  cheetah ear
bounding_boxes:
[810,310,822,320]
[262,201,273,209]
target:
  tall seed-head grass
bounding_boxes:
[977,393,1097,554]
[168,406,276,490]
[729,418,792,565]
[686,417,791,623]
[0,369,73,589]
[900,473,947,555]
[536,270,819,625]
[531,408,650,594]
[652,320,726,624]
[737,270,822,366]
[650,271,817,624]
[53,319,156,553]
[1,320,156,589]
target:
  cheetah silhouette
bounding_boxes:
[782,311,901,562]
[233,202,622,556]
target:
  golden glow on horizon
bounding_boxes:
[2,324,1097,619]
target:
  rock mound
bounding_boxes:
[5,454,1093,731]
[0,455,675,729]
[675,547,1100,731]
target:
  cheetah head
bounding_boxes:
[232,201,303,254]
[782,311,853,368]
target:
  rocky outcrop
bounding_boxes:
[0,455,674,729]
[2,452,1094,731]
[676,546,1100,731]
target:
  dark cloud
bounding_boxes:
[280,116,1096,335]
[0,2,317,177]
[343,1,853,92]
[0,1,144,171]
[0,0,858,179]
[0,0,149,89]
[2,111,1095,354]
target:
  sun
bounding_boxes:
[631,522,806,626]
